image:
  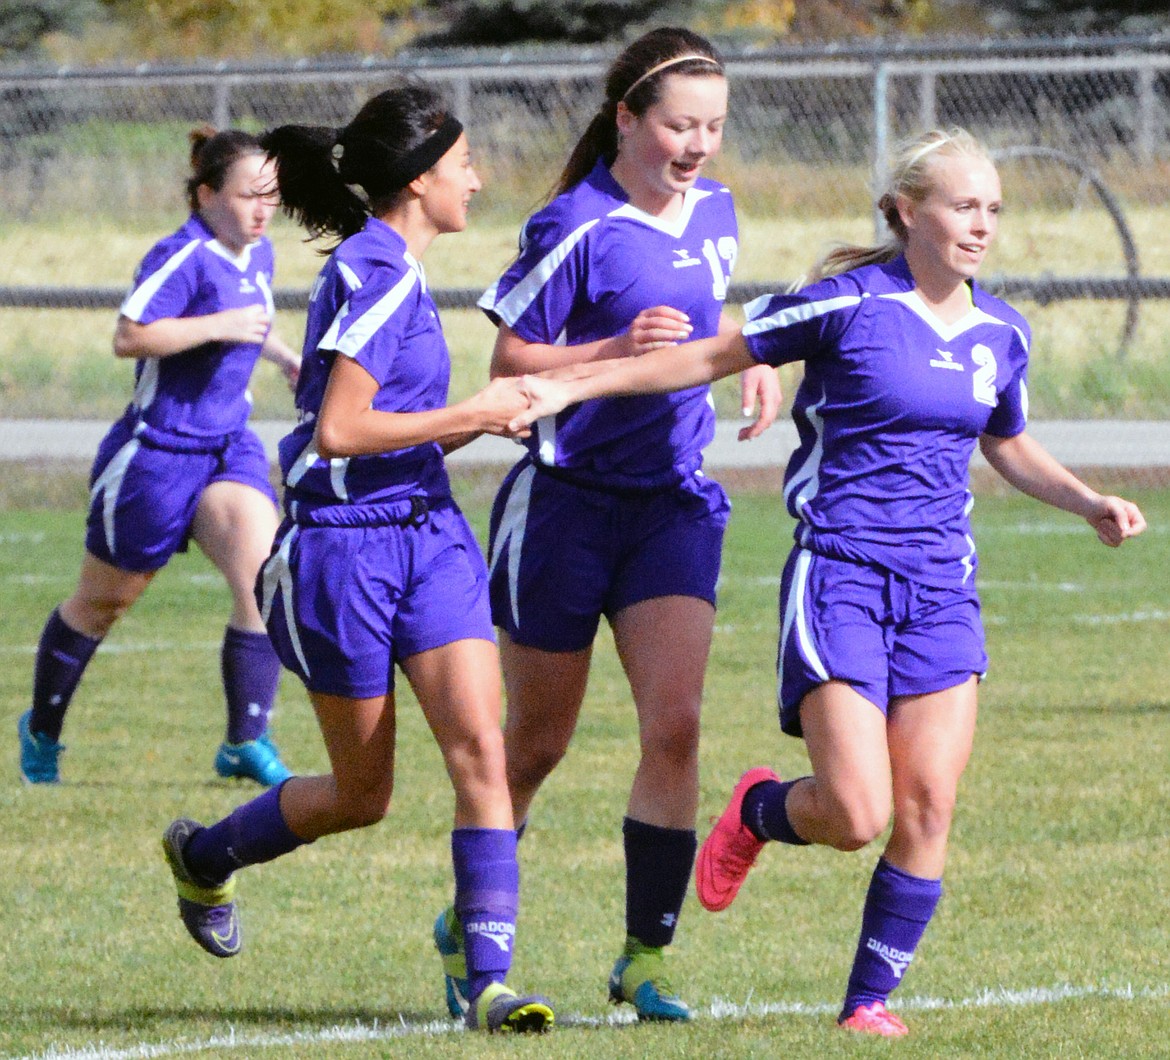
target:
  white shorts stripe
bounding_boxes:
[90,436,141,558]
[488,463,536,631]
[259,527,311,679]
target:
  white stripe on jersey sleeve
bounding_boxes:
[119,239,201,321]
[331,269,418,359]
[486,218,600,327]
[742,293,862,338]
[336,261,363,292]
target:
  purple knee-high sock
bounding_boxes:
[623,816,696,948]
[29,609,102,742]
[742,777,810,846]
[840,857,942,1020]
[221,626,281,744]
[452,828,519,1003]
[182,782,306,885]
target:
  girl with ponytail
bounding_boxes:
[510,126,1146,1036]
[433,26,782,1025]
[161,82,554,1035]
[21,126,300,790]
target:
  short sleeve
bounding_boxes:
[983,320,1031,438]
[320,264,419,385]
[741,274,861,368]
[479,208,595,343]
[120,238,202,324]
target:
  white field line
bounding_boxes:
[10,982,1170,1060]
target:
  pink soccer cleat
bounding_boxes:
[838,1001,909,1037]
[695,766,780,911]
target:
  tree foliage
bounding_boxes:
[0,0,97,57]
[94,0,418,59]
[420,0,933,46]
[419,0,681,44]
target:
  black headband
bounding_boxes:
[343,114,464,197]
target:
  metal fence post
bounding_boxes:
[873,61,890,241]
[1136,60,1156,163]
[919,68,937,131]
[213,78,231,129]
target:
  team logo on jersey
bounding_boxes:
[672,249,702,269]
[929,348,964,371]
[239,278,257,294]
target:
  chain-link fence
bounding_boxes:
[2,35,1170,432]
[3,37,1169,220]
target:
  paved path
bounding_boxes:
[3,419,1170,467]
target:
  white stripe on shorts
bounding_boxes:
[488,463,537,632]
[777,548,829,703]
[90,436,141,558]
[258,527,311,679]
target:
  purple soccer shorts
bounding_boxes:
[487,461,730,652]
[258,500,495,698]
[85,415,275,572]
[776,547,987,736]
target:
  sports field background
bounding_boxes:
[1,474,1168,1058]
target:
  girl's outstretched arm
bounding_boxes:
[979,431,1146,546]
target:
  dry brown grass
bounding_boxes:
[3,203,1170,420]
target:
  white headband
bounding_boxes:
[622,54,723,101]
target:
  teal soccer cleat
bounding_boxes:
[432,905,470,1018]
[18,710,63,784]
[608,946,693,1022]
[214,733,292,787]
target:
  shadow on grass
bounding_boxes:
[1027,699,1170,717]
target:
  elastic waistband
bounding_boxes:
[531,458,690,498]
[288,495,441,528]
[132,419,237,455]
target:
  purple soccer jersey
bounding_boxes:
[480,159,738,490]
[278,217,453,509]
[743,256,1030,588]
[119,213,275,440]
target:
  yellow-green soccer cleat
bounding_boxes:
[465,982,554,1033]
[608,945,692,1022]
[161,817,241,958]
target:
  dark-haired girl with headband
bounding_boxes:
[160,83,554,1034]
[431,27,782,1024]
[20,126,301,788]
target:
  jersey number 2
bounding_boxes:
[971,344,997,408]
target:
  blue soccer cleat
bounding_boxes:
[161,817,241,958]
[433,905,470,1018]
[465,982,554,1033]
[609,946,693,1022]
[18,710,63,784]
[214,733,292,787]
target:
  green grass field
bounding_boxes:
[1,477,1168,1058]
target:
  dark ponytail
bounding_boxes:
[552,27,723,198]
[262,78,457,248]
[261,124,367,247]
